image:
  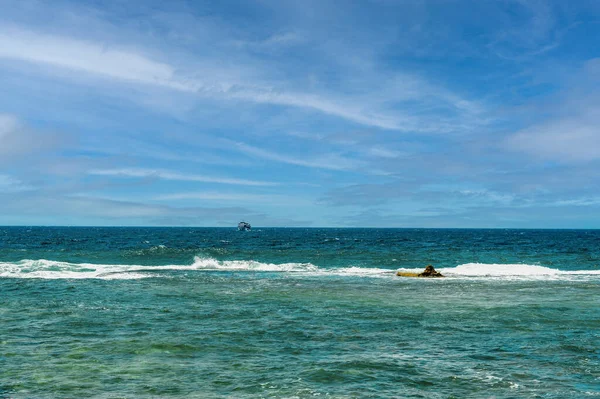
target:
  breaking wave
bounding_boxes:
[398,263,600,280]
[0,257,323,280]
[0,257,395,280]
[0,258,598,280]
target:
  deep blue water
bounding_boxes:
[1,227,599,398]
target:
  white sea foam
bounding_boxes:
[439,263,600,279]
[0,257,320,280]
[330,266,395,277]
[190,256,318,272]
[390,263,600,281]
[1,258,598,280]
[0,259,152,280]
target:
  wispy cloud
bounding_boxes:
[0,23,485,132]
[505,58,600,163]
[153,191,313,206]
[487,0,559,60]
[88,168,278,186]
[366,147,404,159]
[0,113,18,134]
[0,191,312,226]
[155,192,273,201]
[0,113,71,163]
[0,27,185,89]
[456,189,515,205]
[230,141,361,171]
[0,27,400,129]
[0,175,33,193]
[507,119,600,163]
[551,198,600,207]
[230,31,304,51]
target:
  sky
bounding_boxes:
[1,0,599,228]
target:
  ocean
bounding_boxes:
[1,227,599,398]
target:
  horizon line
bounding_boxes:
[0,225,598,230]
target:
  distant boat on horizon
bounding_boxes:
[238,221,251,231]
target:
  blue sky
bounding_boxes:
[1,0,599,227]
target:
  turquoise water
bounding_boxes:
[1,227,599,398]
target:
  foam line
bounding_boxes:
[442,263,600,277]
[1,258,598,280]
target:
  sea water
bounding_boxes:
[1,227,599,398]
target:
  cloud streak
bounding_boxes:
[0,113,71,164]
[231,141,362,171]
[0,24,484,132]
[0,27,399,129]
[0,27,183,89]
[0,191,312,226]
[0,175,33,193]
[505,58,600,163]
[88,168,278,187]
[153,191,313,207]
[507,119,600,163]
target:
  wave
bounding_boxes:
[0,257,322,280]
[447,263,600,277]
[0,259,154,280]
[398,263,600,279]
[0,257,395,280]
[0,258,598,280]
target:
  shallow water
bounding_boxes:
[1,227,599,398]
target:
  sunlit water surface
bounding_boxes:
[1,227,599,398]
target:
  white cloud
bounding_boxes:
[230,31,304,51]
[88,168,278,186]
[0,174,33,193]
[155,192,272,201]
[0,114,19,137]
[507,118,600,163]
[229,89,405,130]
[0,27,186,89]
[0,25,485,132]
[367,146,403,159]
[0,113,69,160]
[551,198,600,207]
[153,191,313,206]
[0,191,311,226]
[457,189,515,205]
[0,27,400,129]
[231,141,361,171]
[487,0,559,60]
[286,131,325,141]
